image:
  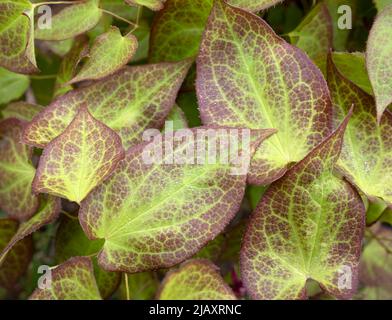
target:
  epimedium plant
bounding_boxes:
[0,0,391,300]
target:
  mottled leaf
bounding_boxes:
[288,3,332,74]
[30,256,102,300]
[157,260,236,300]
[331,52,373,95]
[327,54,392,208]
[366,4,392,121]
[0,67,30,105]
[241,114,365,300]
[0,118,38,220]
[24,60,191,148]
[0,196,60,264]
[2,102,44,122]
[125,0,166,11]
[55,217,121,299]
[197,0,332,185]
[79,127,274,273]
[34,0,102,41]
[69,27,138,84]
[357,227,392,299]
[33,107,125,204]
[0,0,37,74]
[0,218,33,290]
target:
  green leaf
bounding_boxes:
[79,127,274,273]
[374,0,392,11]
[33,107,125,204]
[45,38,74,57]
[197,0,332,185]
[331,52,373,95]
[2,101,44,122]
[54,36,89,98]
[0,218,33,290]
[23,60,192,148]
[55,217,121,299]
[157,260,236,300]
[30,256,102,300]
[165,105,188,130]
[69,27,138,84]
[125,0,166,11]
[357,227,392,299]
[366,4,392,122]
[0,118,38,220]
[241,113,366,300]
[288,3,332,75]
[0,67,30,105]
[0,0,37,74]
[34,0,102,41]
[228,0,284,12]
[0,196,60,265]
[120,272,159,300]
[327,55,392,208]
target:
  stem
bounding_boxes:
[61,210,78,220]
[125,273,130,300]
[30,74,57,80]
[32,1,82,8]
[126,5,142,35]
[101,9,138,27]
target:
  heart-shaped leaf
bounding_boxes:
[69,27,138,84]
[30,256,102,300]
[288,3,332,74]
[0,218,33,290]
[33,107,125,204]
[125,0,166,11]
[327,54,392,208]
[366,4,392,122]
[79,127,275,273]
[34,0,102,41]
[0,196,60,265]
[23,60,192,149]
[241,113,365,300]
[157,259,237,300]
[2,102,44,122]
[0,118,38,220]
[197,0,332,185]
[55,217,121,299]
[0,0,37,74]
[331,52,373,95]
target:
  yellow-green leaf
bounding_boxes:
[33,107,125,204]
[0,67,30,105]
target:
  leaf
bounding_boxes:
[0,67,30,105]
[23,60,192,149]
[45,38,74,57]
[0,218,33,290]
[55,217,121,299]
[33,107,125,204]
[120,272,159,300]
[374,0,392,11]
[331,52,373,95]
[366,4,392,122]
[327,54,392,208]
[54,36,89,98]
[2,102,44,122]
[288,3,332,75]
[197,0,332,185]
[69,27,138,84]
[357,227,392,299]
[0,118,38,220]
[34,0,102,41]
[165,105,188,131]
[30,256,102,300]
[79,127,275,273]
[241,113,366,300]
[0,0,37,74]
[157,259,236,300]
[125,0,167,11]
[0,196,60,265]
[228,0,285,12]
